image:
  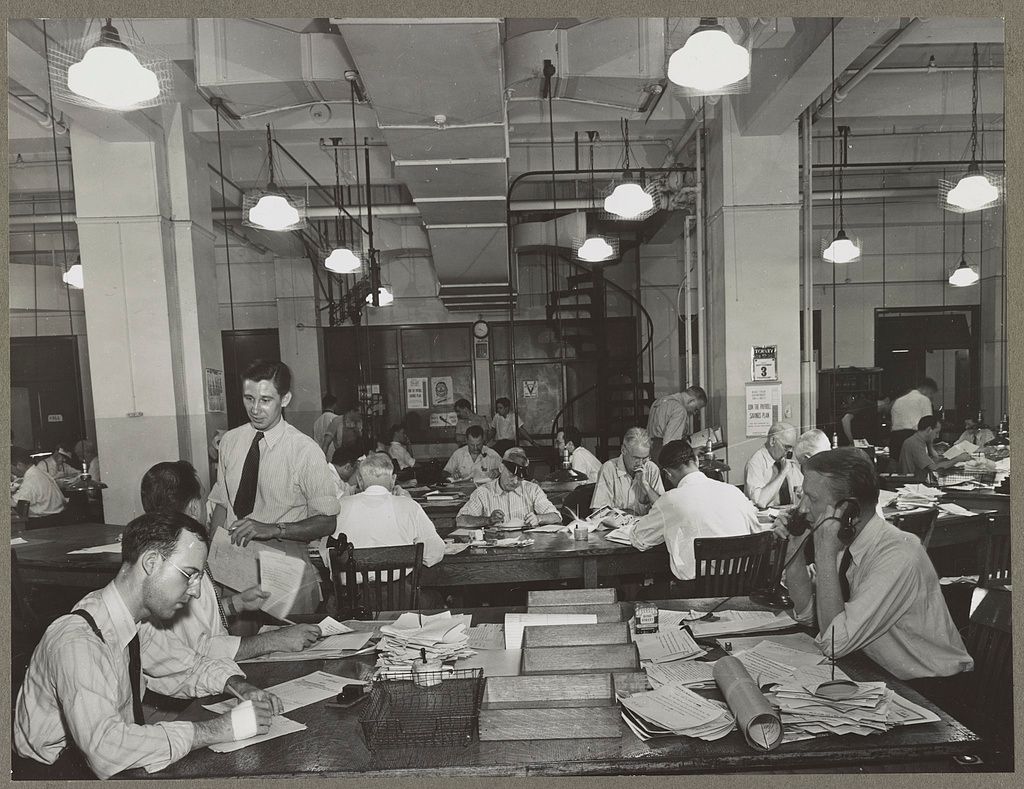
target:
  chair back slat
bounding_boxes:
[329,541,424,618]
[693,532,773,597]
[978,517,1011,587]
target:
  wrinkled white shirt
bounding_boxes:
[591,456,664,515]
[334,486,445,567]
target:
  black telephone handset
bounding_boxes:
[836,497,861,544]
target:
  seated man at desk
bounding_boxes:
[793,429,832,470]
[899,416,971,480]
[456,447,561,528]
[11,446,66,522]
[554,425,602,483]
[591,427,665,516]
[444,425,501,481]
[745,421,802,508]
[140,461,321,661]
[956,415,996,448]
[777,448,973,680]
[36,441,79,482]
[329,444,363,498]
[387,424,417,471]
[631,440,761,581]
[13,510,282,779]
[333,453,445,566]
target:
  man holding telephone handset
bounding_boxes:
[774,448,973,681]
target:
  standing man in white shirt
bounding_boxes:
[591,427,665,515]
[554,425,602,482]
[775,448,973,680]
[208,360,340,617]
[11,446,66,521]
[313,394,338,457]
[13,510,282,779]
[888,378,938,462]
[444,425,502,481]
[646,385,708,459]
[488,397,537,453]
[631,440,761,582]
[744,422,802,508]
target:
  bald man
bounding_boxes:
[744,422,802,508]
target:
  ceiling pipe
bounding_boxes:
[812,18,924,124]
[9,92,69,134]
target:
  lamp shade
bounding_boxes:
[946,165,1000,212]
[577,236,616,262]
[365,286,394,306]
[62,263,84,289]
[247,191,300,231]
[668,22,750,92]
[67,25,159,110]
[948,258,979,287]
[822,229,861,264]
[604,182,655,219]
[324,247,362,274]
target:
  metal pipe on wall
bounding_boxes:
[682,216,695,386]
[694,121,707,396]
[801,107,816,432]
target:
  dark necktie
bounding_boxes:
[233,431,264,518]
[127,634,144,725]
[207,568,231,631]
[838,548,853,602]
[778,476,791,506]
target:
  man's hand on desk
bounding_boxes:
[228,518,279,546]
[224,676,284,714]
[488,509,505,525]
[264,624,322,653]
[523,512,540,527]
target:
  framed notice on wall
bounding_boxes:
[746,382,783,437]
[406,377,428,410]
[205,368,225,413]
[751,345,778,381]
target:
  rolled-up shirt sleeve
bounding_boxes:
[140,626,243,699]
[296,446,342,517]
[457,487,487,518]
[52,637,196,779]
[630,500,667,550]
[528,485,558,516]
[814,545,920,658]
[208,447,230,510]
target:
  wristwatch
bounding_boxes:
[275,523,286,538]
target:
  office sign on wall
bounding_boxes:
[746,382,783,437]
[751,345,778,381]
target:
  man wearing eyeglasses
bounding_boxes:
[14,510,284,780]
[744,421,802,508]
[591,427,665,516]
[455,447,561,529]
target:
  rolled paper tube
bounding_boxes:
[712,655,784,751]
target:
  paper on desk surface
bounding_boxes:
[943,440,979,460]
[633,628,703,663]
[10,537,28,546]
[316,616,354,636]
[877,490,899,508]
[443,541,470,555]
[203,670,365,715]
[738,639,827,671]
[257,550,310,621]
[208,715,307,752]
[466,623,505,650]
[504,612,598,649]
[67,541,122,555]
[938,502,979,518]
[719,632,821,655]
[688,610,796,638]
[644,660,716,688]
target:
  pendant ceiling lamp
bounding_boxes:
[323,140,362,273]
[822,21,861,264]
[243,125,307,232]
[62,260,84,289]
[53,19,171,111]
[604,119,655,220]
[941,43,1003,213]
[667,17,751,95]
[575,132,617,263]
[948,213,979,287]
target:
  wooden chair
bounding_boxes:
[977,517,1010,588]
[561,483,596,520]
[329,541,424,619]
[891,508,938,548]
[693,531,774,597]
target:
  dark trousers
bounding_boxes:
[888,429,915,463]
[11,747,96,780]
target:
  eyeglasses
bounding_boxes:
[166,558,203,587]
[502,460,528,479]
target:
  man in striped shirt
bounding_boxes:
[591,427,665,516]
[455,447,561,528]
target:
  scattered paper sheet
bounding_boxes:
[495,518,526,531]
[943,440,979,460]
[466,623,505,650]
[443,542,470,555]
[207,526,261,592]
[619,682,734,741]
[689,610,797,638]
[317,616,354,636]
[208,715,307,752]
[504,612,597,649]
[644,660,716,688]
[634,628,703,663]
[525,522,568,533]
[10,537,28,545]
[738,639,827,671]
[67,542,122,555]
[239,631,373,662]
[258,550,309,621]
[603,525,634,545]
[938,503,980,518]
[719,633,821,655]
[203,670,364,715]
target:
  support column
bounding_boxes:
[705,101,802,482]
[276,258,325,436]
[70,105,224,524]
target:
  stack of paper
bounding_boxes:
[937,502,978,518]
[730,640,828,688]
[619,682,735,741]
[375,610,474,670]
[604,524,635,545]
[895,484,943,507]
[688,610,797,639]
[644,661,716,689]
[634,628,704,663]
[942,440,979,460]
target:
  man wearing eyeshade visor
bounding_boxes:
[455,447,561,529]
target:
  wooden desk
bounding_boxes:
[421,531,669,589]
[414,480,583,535]
[139,598,981,779]
[12,522,122,590]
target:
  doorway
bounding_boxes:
[10,336,87,452]
[221,329,281,428]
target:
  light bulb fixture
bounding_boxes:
[822,230,861,264]
[63,19,164,111]
[324,247,362,274]
[948,213,979,287]
[667,17,751,95]
[365,285,394,306]
[62,262,84,289]
[941,43,1003,213]
[577,236,616,262]
[243,125,307,232]
[821,26,861,265]
[603,118,656,220]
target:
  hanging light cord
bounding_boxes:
[214,102,236,331]
[969,43,979,163]
[42,20,75,335]
[265,124,276,184]
[830,17,837,237]
[838,126,848,230]
[622,117,631,173]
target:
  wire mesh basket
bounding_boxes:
[359,668,486,750]
[931,467,997,487]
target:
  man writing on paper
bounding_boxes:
[456,447,561,529]
[776,448,973,680]
[899,415,972,481]
[444,425,502,481]
[140,461,320,660]
[14,510,283,779]
[591,428,665,516]
[208,360,340,617]
[744,422,803,508]
[631,441,761,583]
[646,385,708,459]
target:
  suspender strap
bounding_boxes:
[70,609,144,725]
[69,609,104,642]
